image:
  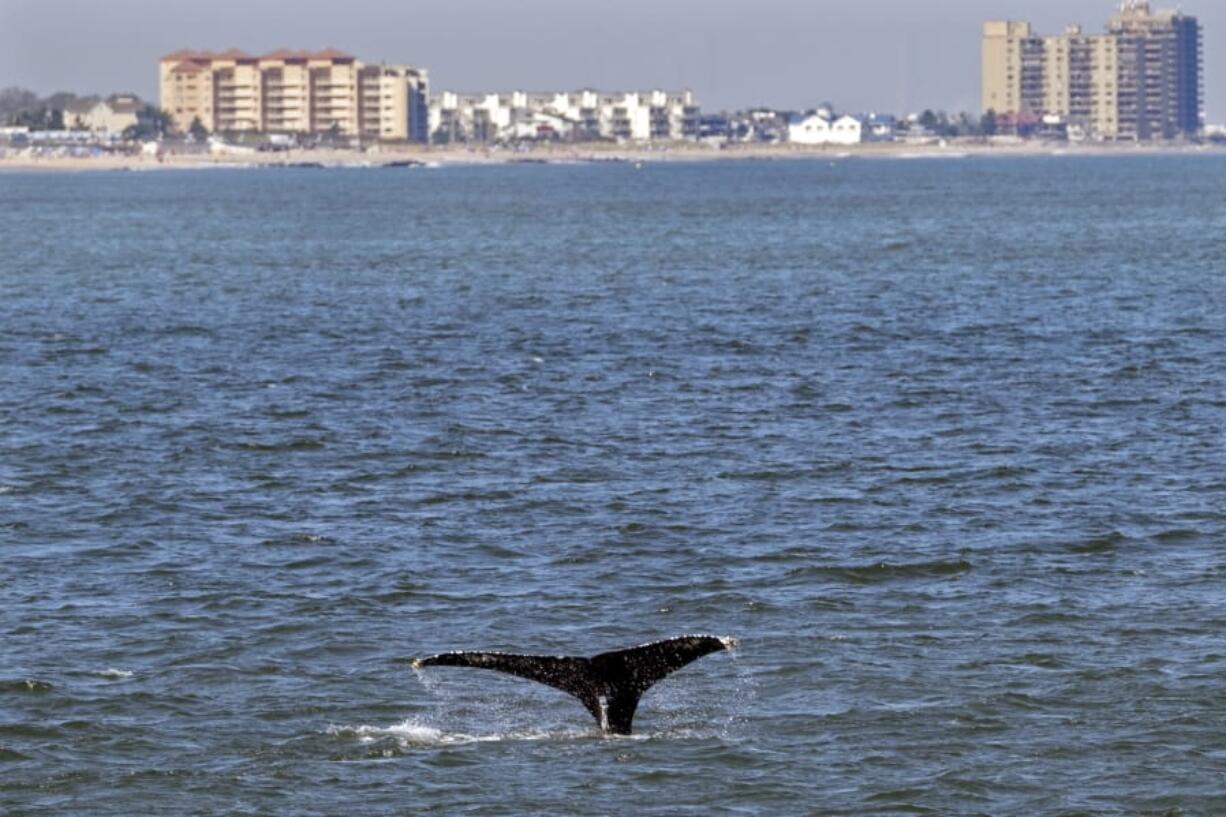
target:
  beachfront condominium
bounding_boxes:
[159,50,429,142]
[429,89,701,143]
[982,1,1202,139]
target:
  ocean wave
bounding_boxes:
[237,438,328,452]
[326,718,718,749]
[787,559,972,584]
[1,679,54,694]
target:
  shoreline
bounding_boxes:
[2,140,1224,173]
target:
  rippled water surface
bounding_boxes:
[3,157,1226,815]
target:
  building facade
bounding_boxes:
[787,113,866,145]
[429,89,700,143]
[1107,3,1203,139]
[63,95,142,134]
[982,2,1201,139]
[160,49,429,141]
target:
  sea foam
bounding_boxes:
[328,719,594,747]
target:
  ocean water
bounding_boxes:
[3,156,1226,816]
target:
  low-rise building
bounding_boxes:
[788,112,882,145]
[865,113,898,140]
[429,89,700,143]
[726,109,792,143]
[63,95,143,134]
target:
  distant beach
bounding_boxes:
[2,140,1223,172]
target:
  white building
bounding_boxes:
[788,112,833,144]
[429,89,700,143]
[788,111,897,146]
[62,95,142,134]
[789,112,871,145]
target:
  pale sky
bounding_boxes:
[0,0,1220,120]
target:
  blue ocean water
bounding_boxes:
[2,156,1226,815]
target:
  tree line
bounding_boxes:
[0,86,184,141]
[0,87,73,130]
[910,109,998,138]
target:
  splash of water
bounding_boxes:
[411,665,441,695]
[328,719,592,747]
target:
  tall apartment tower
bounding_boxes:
[1107,1,1203,139]
[981,2,1201,140]
[160,49,429,142]
[981,21,1036,116]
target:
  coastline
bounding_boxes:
[2,140,1223,173]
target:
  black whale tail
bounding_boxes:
[411,634,737,735]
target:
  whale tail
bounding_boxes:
[412,634,737,735]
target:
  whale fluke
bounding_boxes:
[412,634,737,735]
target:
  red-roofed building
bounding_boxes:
[161,49,215,62]
[159,49,428,141]
[310,48,356,62]
[261,49,311,62]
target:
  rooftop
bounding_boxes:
[169,61,208,75]
[161,48,357,63]
[62,98,99,114]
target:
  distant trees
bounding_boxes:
[312,122,348,147]
[0,87,179,140]
[122,105,174,141]
[42,92,87,116]
[0,87,97,129]
[1,87,94,131]
[188,116,209,142]
[9,106,64,130]
[0,87,40,123]
[897,108,1001,139]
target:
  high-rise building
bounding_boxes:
[982,21,1029,117]
[981,2,1202,140]
[159,49,429,142]
[1107,2,1203,139]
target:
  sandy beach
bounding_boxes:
[1,140,1222,172]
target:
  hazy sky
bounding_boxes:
[0,0,1220,120]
